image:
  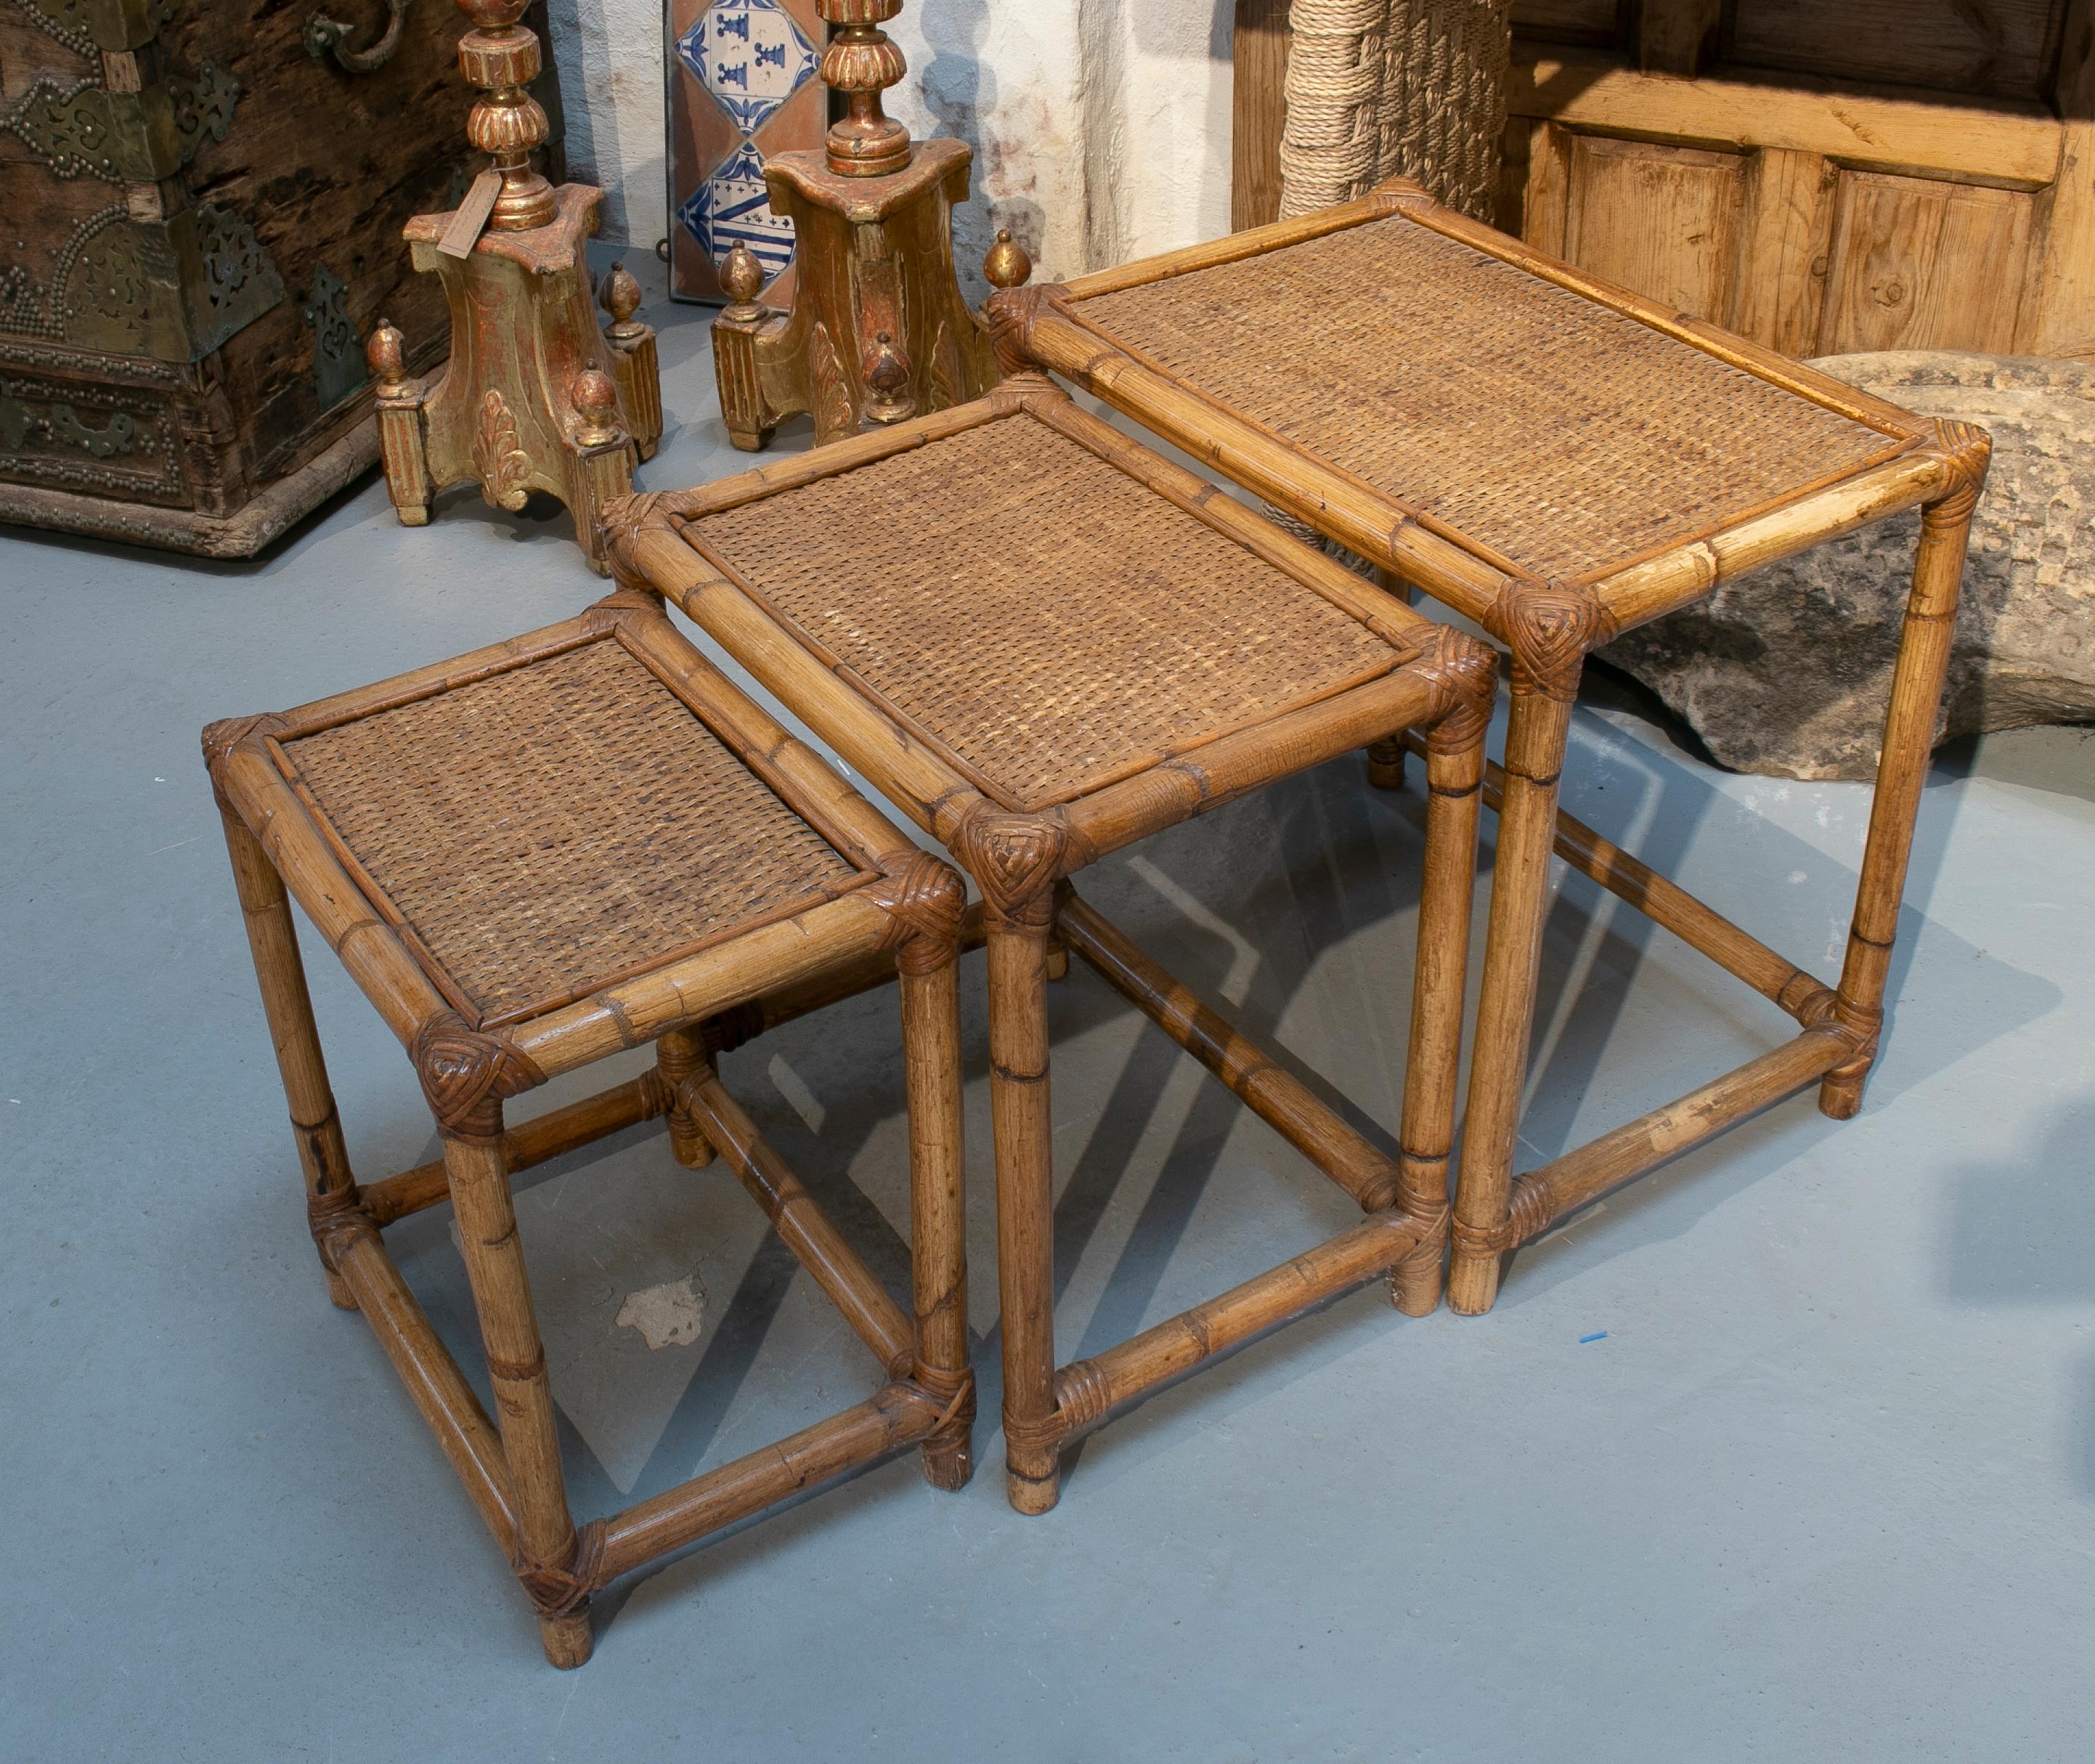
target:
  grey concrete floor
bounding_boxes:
[5,267,2093,1762]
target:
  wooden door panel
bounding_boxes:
[1728,147,1839,353]
[1818,173,2034,352]
[1563,135,1744,317]
[1235,6,2094,359]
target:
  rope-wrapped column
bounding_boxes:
[1280,0,1390,218]
[1280,0,1513,223]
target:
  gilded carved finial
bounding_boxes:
[571,368,622,447]
[455,0,556,232]
[983,228,1032,292]
[720,241,765,319]
[366,317,406,386]
[818,0,911,177]
[600,262,643,336]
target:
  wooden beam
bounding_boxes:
[1510,54,2063,187]
[2018,0,2095,357]
[1637,0,1722,77]
[1523,118,1574,258]
[1232,0,1291,232]
[1505,1029,1850,1245]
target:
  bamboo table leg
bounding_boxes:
[899,943,974,1489]
[444,1126,596,1668]
[1446,583,1605,1317]
[1819,477,1980,1118]
[218,807,362,1311]
[1389,696,1487,1314]
[656,1023,717,1168]
[983,872,1062,1516]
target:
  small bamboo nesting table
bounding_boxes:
[608,376,1499,1513]
[207,591,975,1667]
[988,178,1990,1315]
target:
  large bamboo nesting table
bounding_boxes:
[608,376,1499,1513]
[206,592,977,1667]
[987,178,1990,1316]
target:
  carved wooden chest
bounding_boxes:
[0,0,564,556]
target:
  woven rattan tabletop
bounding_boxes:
[1063,212,1908,584]
[678,407,1413,812]
[276,635,863,1027]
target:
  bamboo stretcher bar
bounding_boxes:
[361,1073,672,1227]
[595,1381,940,1578]
[1502,1026,1851,1246]
[362,907,990,1229]
[685,1069,916,1378]
[1399,732,1836,1019]
[1050,1208,1427,1440]
[1057,893,1404,1211]
[333,1232,519,1554]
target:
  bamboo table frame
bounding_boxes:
[206,593,977,1667]
[607,376,1500,1513]
[986,179,1989,1316]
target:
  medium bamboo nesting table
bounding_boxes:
[207,591,978,1667]
[988,176,1990,1314]
[609,376,1499,1513]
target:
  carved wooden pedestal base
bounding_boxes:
[712,140,1002,450]
[369,186,660,574]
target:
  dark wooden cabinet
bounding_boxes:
[0,0,564,555]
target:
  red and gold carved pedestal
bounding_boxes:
[369,0,662,572]
[710,0,1025,450]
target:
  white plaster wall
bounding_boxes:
[543,0,670,248]
[544,0,1233,282]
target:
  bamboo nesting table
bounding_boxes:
[986,176,1990,1314]
[607,376,1499,1513]
[206,591,977,1667]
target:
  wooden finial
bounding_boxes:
[983,228,1032,291]
[721,241,765,317]
[818,0,910,177]
[600,262,643,337]
[366,317,406,386]
[570,367,622,447]
[455,0,556,231]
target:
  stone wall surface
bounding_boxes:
[1600,352,2095,780]
[543,0,1235,273]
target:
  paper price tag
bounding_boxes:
[436,170,503,259]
